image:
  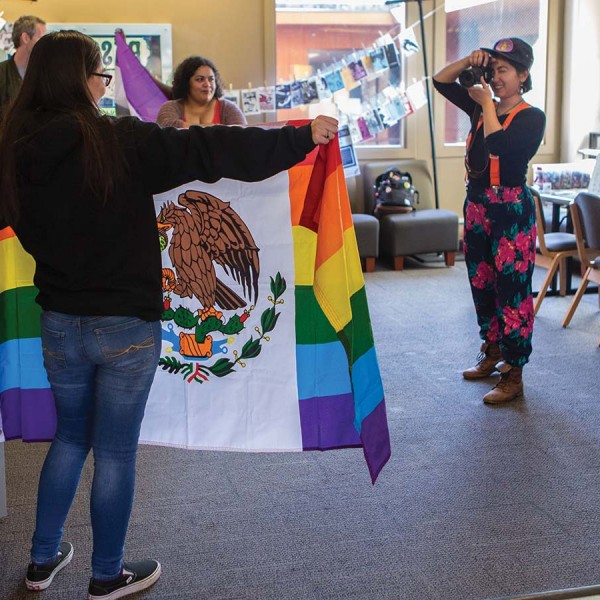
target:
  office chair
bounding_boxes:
[561,191,600,345]
[530,187,578,315]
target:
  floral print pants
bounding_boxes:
[463,186,536,367]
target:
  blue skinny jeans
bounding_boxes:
[30,312,161,580]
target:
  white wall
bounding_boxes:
[561,0,600,161]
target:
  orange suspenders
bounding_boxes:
[465,102,531,187]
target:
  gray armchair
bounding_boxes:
[362,160,459,270]
[346,174,379,273]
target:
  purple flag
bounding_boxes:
[114,31,167,122]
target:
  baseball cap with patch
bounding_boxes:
[481,37,534,70]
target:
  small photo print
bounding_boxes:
[347,118,363,145]
[222,89,241,108]
[314,76,332,100]
[384,99,400,122]
[357,117,374,141]
[323,69,345,94]
[369,47,389,73]
[1,26,14,52]
[338,125,360,177]
[376,101,398,128]
[340,65,360,91]
[363,107,383,135]
[301,79,319,104]
[348,59,367,82]
[384,43,400,68]
[360,54,374,78]
[394,93,413,119]
[399,27,420,55]
[338,124,352,149]
[405,80,428,110]
[259,87,276,112]
[275,84,292,109]
[242,89,261,115]
[290,81,304,107]
[341,145,359,175]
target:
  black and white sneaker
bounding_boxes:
[88,559,161,600]
[25,542,74,591]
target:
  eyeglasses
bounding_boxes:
[91,72,113,87]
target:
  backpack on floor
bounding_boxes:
[373,169,419,217]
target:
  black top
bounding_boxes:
[433,80,546,192]
[5,115,316,320]
[0,56,22,114]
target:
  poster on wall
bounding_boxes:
[0,14,12,58]
[47,23,173,116]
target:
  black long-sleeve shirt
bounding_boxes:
[0,56,22,114]
[7,115,316,320]
[433,80,546,192]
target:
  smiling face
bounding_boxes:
[490,56,528,99]
[188,66,216,105]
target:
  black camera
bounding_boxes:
[458,64,494,88]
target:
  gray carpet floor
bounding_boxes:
[1,257,600,600]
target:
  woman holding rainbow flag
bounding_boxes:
[0,29,336,600]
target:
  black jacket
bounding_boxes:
[6,114,315,320]
[0,56,22,113]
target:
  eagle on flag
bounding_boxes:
[156,191,260,317]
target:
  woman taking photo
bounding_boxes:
[156,55,247,127]
[0,30,337,599]
[433,38,545,405]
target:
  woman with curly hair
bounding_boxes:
[157,55,246,127]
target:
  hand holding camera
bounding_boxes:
[459,50,494,88]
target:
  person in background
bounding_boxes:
[433,38,545,405]
[156,55,246,127]
[0,30,337,599]
[0,15,46,112]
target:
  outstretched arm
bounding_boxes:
[134,115,339,193]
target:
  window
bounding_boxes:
[275,1,407,148]
[46,23,172,116]
[443,0,548,145]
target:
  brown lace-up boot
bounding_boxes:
[483,362,523,404]
[462,342,502,380]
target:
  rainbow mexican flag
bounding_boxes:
[0,134,390,483]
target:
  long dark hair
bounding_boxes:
[0,30,125,226]
[171,56,224,101]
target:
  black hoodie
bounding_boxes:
[7,115,315,321]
